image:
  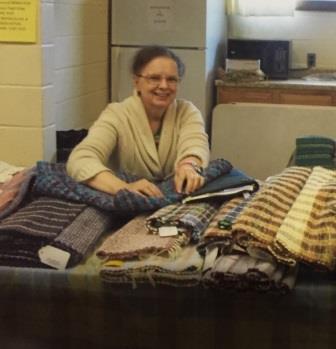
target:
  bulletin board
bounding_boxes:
[0,0,37,43]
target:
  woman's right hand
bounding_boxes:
[124,179,164,198]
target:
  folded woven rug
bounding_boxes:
[0,196,86,267]
[51,206,112,267]
[271,166,336,270]
[294,136,336,168]
[146,201,219,242]
[100,246,204,288]
[202,253,298,294]
[232,166,311,251]
[233,166,336,270]
[32,159,232,213]
[0,196,111,268]
[96,214,188,260]
[296,135,335,147]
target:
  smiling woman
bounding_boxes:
[66,45,210,199]
[296,0,336,10]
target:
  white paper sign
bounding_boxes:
[38,245,70,270]
[147,0,175,31]
[158,226,178,237]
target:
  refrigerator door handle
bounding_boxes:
[114,46,121,102]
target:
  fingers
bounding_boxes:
[174,173,185,194]
[126,179,164,198]
[182,173,204,194]
[175,167,205,194]
[139,183,163,197]
[185,173,205,194]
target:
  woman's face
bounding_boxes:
[134,56,179,117]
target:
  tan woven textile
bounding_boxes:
[233,166,336,270]
[100,246,203,287]
[97,215,187,260]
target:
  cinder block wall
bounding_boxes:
[55,0,108,131]
[0,0,109,167]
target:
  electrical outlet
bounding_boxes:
[307,53,316,68]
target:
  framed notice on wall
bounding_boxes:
[0,0,37,43]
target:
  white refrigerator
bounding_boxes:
[110,0,227,132]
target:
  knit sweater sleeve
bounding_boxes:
[174,100,210,167]
[66,104,119,182]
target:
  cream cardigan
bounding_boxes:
[66,94,209,182]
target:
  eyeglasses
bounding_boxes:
[136,74,181,87]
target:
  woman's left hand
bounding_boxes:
[174,163,205,194]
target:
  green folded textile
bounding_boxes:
[295,160,335,168]
[294,150,335,168]
[296,136,335,147]
[296,144,335,155]
[295,153,333,160]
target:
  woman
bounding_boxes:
[67,46,209,197]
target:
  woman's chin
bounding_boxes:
[153,100,170,109]
[154,96,174,106]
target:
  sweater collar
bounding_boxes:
[128,93,177,174]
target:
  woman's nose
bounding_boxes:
[158,77,169,88]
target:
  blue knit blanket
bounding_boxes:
[32,159,232,214]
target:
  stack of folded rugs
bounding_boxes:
[294,136,336,168]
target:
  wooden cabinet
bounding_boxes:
[217,85,336,106]
[276,90,334,106]
[218,87,273,104]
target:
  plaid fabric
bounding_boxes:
[202,253,298,294]
[96,214,188,260]
[32,159,232,214]
[197,197,245,256]
[217,193,255,230]
[146,201,219,242]
[100,246,204,288]
[233,166,336,270]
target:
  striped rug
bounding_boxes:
[233,166,336,270]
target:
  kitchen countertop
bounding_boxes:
[215,78,336,90]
